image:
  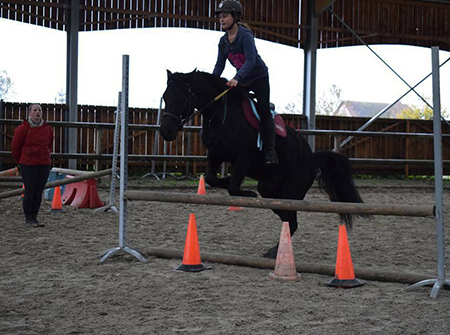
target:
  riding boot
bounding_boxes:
[259,117,278,166]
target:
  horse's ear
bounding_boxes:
[167,70,173,80]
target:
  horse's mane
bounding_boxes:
[170,70,228,89]
[195,70,228,86]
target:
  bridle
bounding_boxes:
[161,81,198,128]
[162,80,232,128]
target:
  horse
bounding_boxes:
[160,70,364,259]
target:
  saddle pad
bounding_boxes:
[242,98,287,138]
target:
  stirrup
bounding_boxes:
[264,150,279,166]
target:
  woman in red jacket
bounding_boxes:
[12,104,53,227]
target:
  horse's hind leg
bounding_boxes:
[258,177,312,259]
[262,209,298,259]
[257,181,298,258]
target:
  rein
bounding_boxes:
[185,86,233,125]
[162,82,233,128]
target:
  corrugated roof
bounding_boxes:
[0,0,449,51]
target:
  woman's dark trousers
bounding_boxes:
[20,164,51,223]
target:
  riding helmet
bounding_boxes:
[215,0,243,16]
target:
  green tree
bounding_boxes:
[0,70,14,99]
[397,106,432,119]
[397,97,448,120]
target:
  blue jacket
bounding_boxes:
[212,25,268,85]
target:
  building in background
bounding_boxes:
[334,101,410,118]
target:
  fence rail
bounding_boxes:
[1,102,449,176]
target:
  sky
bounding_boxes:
[1,18,449,114]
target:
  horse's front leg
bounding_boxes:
[227,155,258,198]
[204,154,231,190]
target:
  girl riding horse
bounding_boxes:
[160,70,365,259]
[212,0,278,167]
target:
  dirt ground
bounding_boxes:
[1,178,450,334]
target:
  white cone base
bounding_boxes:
[269,271,301,282]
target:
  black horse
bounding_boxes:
[160,70,364,258]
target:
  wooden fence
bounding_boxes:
[1,101,449,176]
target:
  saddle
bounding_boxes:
[241,96,287,138]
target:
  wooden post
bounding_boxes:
[95,129,103,172]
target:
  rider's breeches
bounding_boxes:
[248,76,275,149]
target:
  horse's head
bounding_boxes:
[160,70,198,141]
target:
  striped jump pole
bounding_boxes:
[0,168,114,200]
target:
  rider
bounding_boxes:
[212,0,278,167]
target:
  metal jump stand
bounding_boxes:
[406,47,450,298]
[101,55,147,263]
[94,93,121,214]
[141,97,196,181]
[142,97,164,180]
[328,10,449,298]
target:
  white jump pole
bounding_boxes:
[407,46,449,298]
[101,55,147,263]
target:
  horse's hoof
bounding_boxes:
[246,191,258,197]
[262,247,278,259]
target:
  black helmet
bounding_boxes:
[215,0,243,16]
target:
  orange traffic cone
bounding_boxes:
[327,225,364,288]
[269,221,301,281]
[49,186,65,212]
[175,214,210,272]
[228,206,243,211]
[197,175,206,195]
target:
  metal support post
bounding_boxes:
[94,92,121,214]
[302,0,318,151]
[142,97,164,179]
[67,0,79,170]
[101,55,147,263]
[407,47,449,298]
[185,118,192,177]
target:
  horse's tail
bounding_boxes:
[313,150,365,230]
